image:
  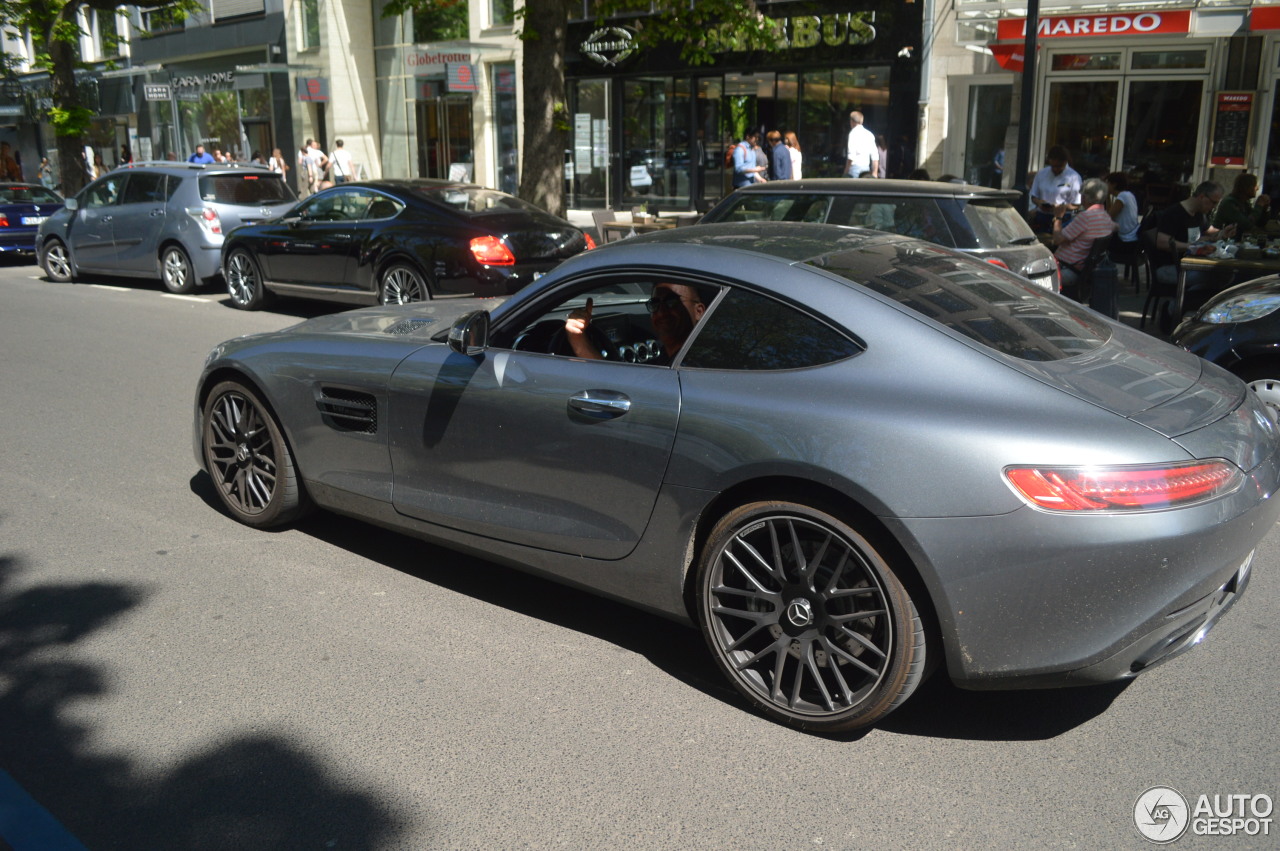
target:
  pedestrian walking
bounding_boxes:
[328,139,355,183]
[844,111,878,178]
[766,130,792,182]
[784,131,802,180]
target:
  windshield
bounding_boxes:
[416,186,542,216]
[199,173,295,205]
[811,242,1111,361]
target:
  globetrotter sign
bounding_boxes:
[996,10,1192,41]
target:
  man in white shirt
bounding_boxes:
[844,111,879,178]
[1029,145,1082,233]
[328,139,355,183]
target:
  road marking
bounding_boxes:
[88,284,131,292]
[162,293,216,302]
[0,768,90,850]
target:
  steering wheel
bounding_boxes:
[547,322,615,359]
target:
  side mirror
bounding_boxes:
[448,310,489,356]
[65,197,79,212]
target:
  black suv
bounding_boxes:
[701,178,1061,292]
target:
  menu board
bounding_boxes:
[1211,91,1254,167]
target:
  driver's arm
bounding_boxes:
[564,298,603,359]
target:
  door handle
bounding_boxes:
[101,215,112,223]
[568,390,631,420]
[150,209,164,217]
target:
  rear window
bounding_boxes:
[0,185,61,204]
[811,244,1111,361]
[198,173,294,205]
[416,186,540,216]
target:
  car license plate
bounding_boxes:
[21,216,45,226]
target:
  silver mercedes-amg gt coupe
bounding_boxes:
[194,222,1279,733]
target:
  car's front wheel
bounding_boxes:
[696,501,927,733]
[225,248,270,310]
[201,380,310,528]
[1238,365,1280,422]
[379,262,430,304]
[42,239,73,283]
[161,245,197,294]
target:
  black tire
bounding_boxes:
[225,248,271,310]
[160,244,197,294]
[696,501,927,732]
[379,262,430,304]
[41,238,73,283]
[1237,365,1280,423]
[201,380,310,528]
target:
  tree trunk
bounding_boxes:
[517,2,568,217]
[49,38,87,196]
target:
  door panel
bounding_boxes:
[388,348,680,560]
[256,189,370,286]
[69,175,125,269]
[112,173,168,272]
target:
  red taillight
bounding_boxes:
[985,257,1009,270]
[470,235,515,265]
[0,213,8,228]
[1005,461,1243,511]
[584,233,597,250]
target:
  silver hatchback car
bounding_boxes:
[36,162,296,293]
[702,178,1061,292]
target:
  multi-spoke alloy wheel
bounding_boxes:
[161,246,196,294]
[697,501,926,732]
[201,381,308,528]
[226,249,268,310]
[380,263,429,304]
[42,239,73,283]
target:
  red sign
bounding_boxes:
[1251,7,1280,30]
[997,10,1191,41]
[989,44,1027,73]
[1210,91,1254,167]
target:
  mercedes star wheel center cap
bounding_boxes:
[786,597,815,628]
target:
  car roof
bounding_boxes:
[580,220,900,266]
[115,161,280,176]
[729,178,1020,202]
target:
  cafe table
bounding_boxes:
[1176,247,1280,318]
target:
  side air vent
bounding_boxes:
[317,387,378,434]
[385,318,436,335]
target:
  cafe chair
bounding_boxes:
[1140,254,1175,333]
[1109,238,1145,292]
[1061,236,1112,304]
[590,209,632,243]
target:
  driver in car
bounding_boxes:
[564,282,706,365]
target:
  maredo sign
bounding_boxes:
[996,10,1191,41]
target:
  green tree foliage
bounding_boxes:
[0,0,197,194]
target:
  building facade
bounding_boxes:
[926,0,1280,205]
[562,0,923,212]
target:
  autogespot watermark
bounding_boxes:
[1134,786,1274,843]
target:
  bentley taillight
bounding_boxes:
[470,235,515,265]
[1005,460,1243,511]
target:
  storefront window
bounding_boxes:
[1132,50,1206,70]
[621,76,691,209]
[569,79,610,208]
[1123,79,1201,185]
[492,63,517,194]
[490,0,514,28]
[1045,79,1117,178]
[1051,54,1120,72]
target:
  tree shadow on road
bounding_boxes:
[0,548,404,850]
[277,505,1127,744]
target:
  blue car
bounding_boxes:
[0,182,63,256]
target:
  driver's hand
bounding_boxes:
[564,298,602,359]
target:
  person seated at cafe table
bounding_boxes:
[1051,177,1115,300]
[1147,180,1237,313]
[1211,172,1271,236]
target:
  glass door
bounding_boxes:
[568,78,610,209]
[1044,79,1119,179]
[416,95,473,180]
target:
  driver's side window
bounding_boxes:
[298,189,366,221]
[83,177,123,209]
[494,278,719,365]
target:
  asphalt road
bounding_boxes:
[0,259,1277,850]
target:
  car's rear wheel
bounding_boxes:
[379,262,429,304]
[225,248,270,310]
[696,501,927,733]
[161,245,197,294]
[201,380,310,528]
[42,239,73,283]
[1238,365,1280,422]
